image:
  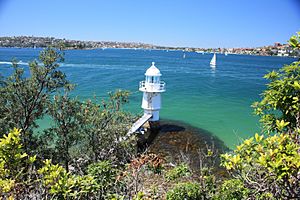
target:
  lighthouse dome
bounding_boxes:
[145,62,161,76]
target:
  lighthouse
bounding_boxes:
[127,62,166,135]
[139,62,166,121]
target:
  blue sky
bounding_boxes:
[0,0,299,48]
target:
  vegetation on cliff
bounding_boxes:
[0,32,299,199]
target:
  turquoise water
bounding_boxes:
[0,48,297,148]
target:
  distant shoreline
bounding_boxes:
[0,46,298,59]
[0,35,299,58]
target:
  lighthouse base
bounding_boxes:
[143,110,160,121]
[137,121,161,152]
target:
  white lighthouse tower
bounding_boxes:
[127,62,166,135]
[139,62,166,121]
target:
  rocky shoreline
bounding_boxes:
[138,120,229,174]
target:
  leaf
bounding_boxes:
[276,120,290,131]
[255,133,263,142]
[293,81,300,90]
[243,138,253,146]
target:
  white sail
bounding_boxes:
[210,53,216,67]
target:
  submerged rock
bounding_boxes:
[139,119,229,174]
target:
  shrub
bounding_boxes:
[0,128,101,199]
[165,163,190,181]
[214,179,249,200]
[38,159,100,199]
[0,128,36,198]
[87,160,117,196]
[252,31,300,136]
[166,182,201,200]
[221,133,300,199]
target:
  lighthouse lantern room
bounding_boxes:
[139,62,166,121]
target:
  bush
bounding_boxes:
[0,129,102,199]
[87,160,117,196]
[166,182,201,200]
[165,163,190,181]
[38,160,100,199]
[221,133,300,199]
[214,179,249,200]
[0,128,36,198]
[252,31,300,136]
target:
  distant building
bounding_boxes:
[274,42,282,47]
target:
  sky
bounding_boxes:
[0,0,299,48]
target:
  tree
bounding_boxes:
[38,89,137,171]
[0,48,70,152]
[79,90,136,164]
[41,92,82,171]
[252,32,300,141]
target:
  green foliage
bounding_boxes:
[165,163,190,181]
[253,31,300,135]
[198,167,218,199]
[289,31,300,49]
[166,182,201,200]
[39,89,136,171]
[0,48,138,198]
[109,194,126,200]
[252,61,300,133]
[79,90,136,164]
[38,159,100,199]
[87,160,117,196]
[221,133,300,199]
[214,179,249,200]
[243,32,300,199]
[38,159,69,196]
[41,93,82,171]
[0,48,70,152]
[0,128,106,199]
[1,34,299,199]
[0,73,5,87]
[132,191,145,200]
[0,128,36,197]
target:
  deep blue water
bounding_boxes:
[0,48,297,148]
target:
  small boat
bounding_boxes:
[183,53,186,59]
[225,52,228,56]
[210,53,216,67]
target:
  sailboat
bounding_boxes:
[210,53,216,67]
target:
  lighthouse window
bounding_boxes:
[146,76,150,83]
[151,76,154,83]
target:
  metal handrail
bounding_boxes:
[139,81,166,92]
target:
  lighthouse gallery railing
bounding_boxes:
[139,81,166,92]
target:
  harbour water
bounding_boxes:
[0,48,297,148]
